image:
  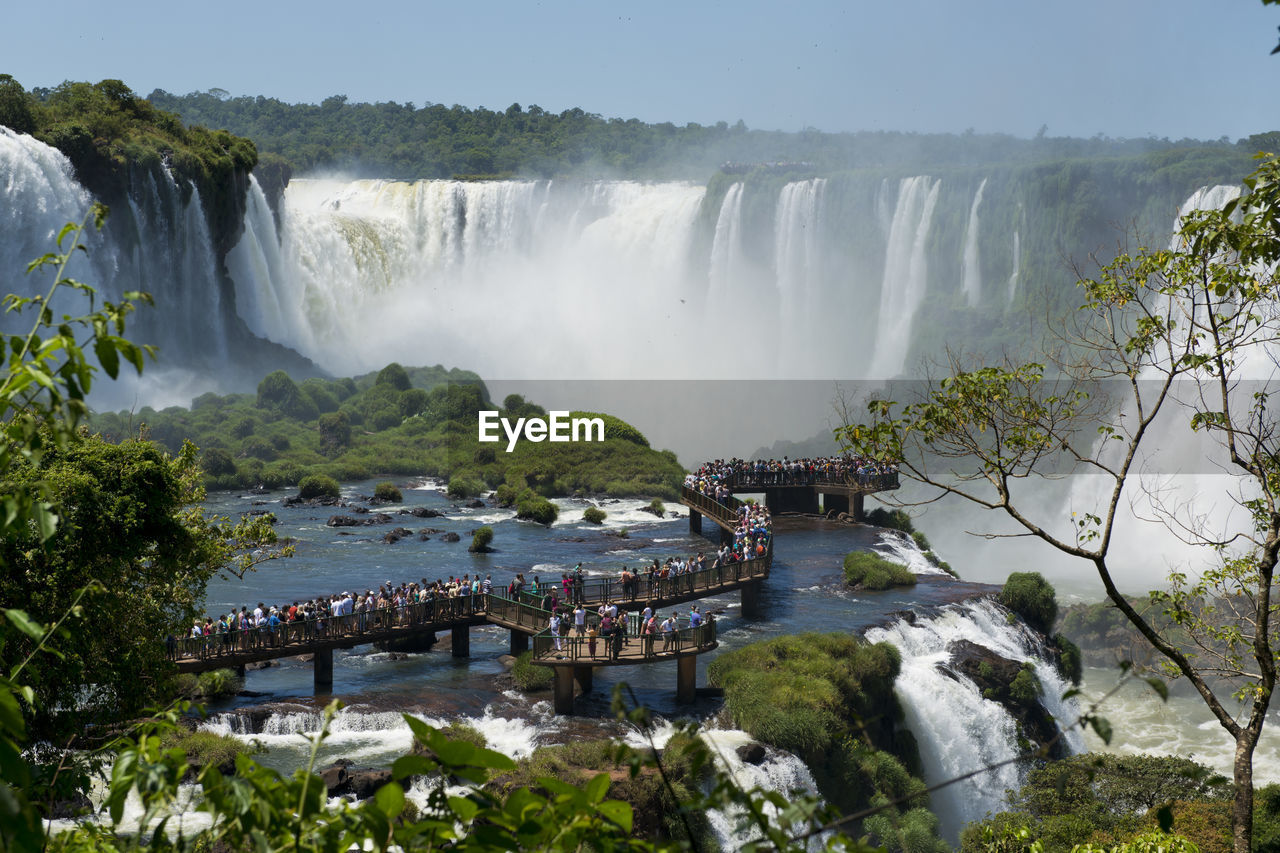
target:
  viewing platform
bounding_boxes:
[679,470,898,528]
[167,508,770,713]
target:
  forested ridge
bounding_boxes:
[145,87,1280,180]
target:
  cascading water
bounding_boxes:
[961,178,988,305]
[863,598,1082,844]
[707,182,744,304]
[1007,229,1021,300]
[868,176,941,378]
[774,179,826,374]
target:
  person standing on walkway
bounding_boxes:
[550,611,563,652]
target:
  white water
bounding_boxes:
[868,176,941,378]
[871,529,952,576]
[1007,228,1021,300]
[707,182,744,303]
[774,179,827,374]
[864,599,1082,844]
[700,729,826,851]
[961,178,988,305]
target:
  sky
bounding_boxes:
[5,0,1278,141]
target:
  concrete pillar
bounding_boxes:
[553,667,575,714]
[235,665,247,678]
[452,625,471,658]
[823,492,849,516]
[741,580,762,618]
[510,629,529,656]
[689,509,702,534]
[314,647,333,690]
[676,654,697,704]
[853,493,865,521]
[574,665,593,693]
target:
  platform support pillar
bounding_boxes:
[853,493,865,522]
[509,629,528,656]
[689,509,702,534]
[574,665,593,693]
[314,647,333,691]
[676,655,697,704]
[553,667,575,714]
[452,625,470,658]
[741,579,763,619]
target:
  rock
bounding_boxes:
[383,527,414,544]
[353,505,370,514]
[890,610,917,625]
[466,499,485,509]
[418,534,431,541]
[946,639,1065,758]
[347,768,393,800]
[402,507,443,518]
[327,512,393,527]
[246,660,275,670]
[47,793,94,819]
[441,531,461,543]
[419,527,444,534]
[497,654,517,668]
[736,741,767,765]
[320,763,349,795]
[667,511,681,518]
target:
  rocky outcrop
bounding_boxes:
[327,513,393,527]
[946,639,1066,759]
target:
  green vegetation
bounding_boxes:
[92,365,685,499]
[174,668,243,701]
[647,498,666,517]
[583,506,607,524]
[511,651,553,692]
[490,735,711,846]
[0,76,258,255]
[373,481,403,502]
[842,551,917,590]
[142,85,1258,184]
[297,473,340,500]
[159,728,258,776]
[469,525,494,553]
[863,508,955,576]
[708,634,945,851]
[998,572,1058,634]
[958,753,1269,853]
[514,490,560,525]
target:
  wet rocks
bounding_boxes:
[327,513,393,527]
[736,741,767,765]
[382,527,414,544]
[401,507,443,518]
[440,532,461,543]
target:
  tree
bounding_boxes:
[838,155,1280,853]
[0,435,283,741]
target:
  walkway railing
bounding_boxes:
[508,549,769,611]
[723,471,900,491]
[531,620,718,663]
[168,594,485,663]
[680,486,743,529]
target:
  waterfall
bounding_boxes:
[1007,229,1021,301]
[961,178,988,305]
[707,182,744,303]
[864,598,1082,844]
[700,729,827,851]
[1171,184,1241,251]
[774,180,827,375]
[868,176,941,378]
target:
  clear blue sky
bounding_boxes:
[6,0,1278,140]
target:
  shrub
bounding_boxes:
[399,387,429,417]
[1008,663,1042,704]
[298,474,340,500]
[374,481,403,502]
[375,362,412,391]
[648,498,666,516]
[864,507,915,533]
[240,436,277,461]
[257,370,318,420]
[567,411,649,446]
[911,530,931,552]
[999,572,1058,634]
[516,490,559,525]
[318,411,351,452]
[1053,633,1083,685]
[447,473,485,499]
[583,506,607,524]
[202,447,236,477]
[842,551,916,589]
[512,651,553,691]
[470,525,494,552]
[160,729,256,776]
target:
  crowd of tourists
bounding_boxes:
[174,544,752,660]
[687,455,899,491]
